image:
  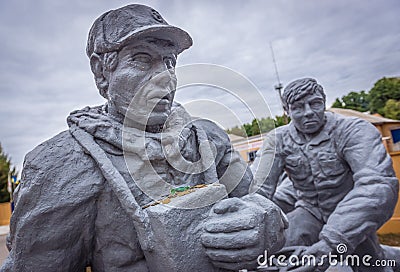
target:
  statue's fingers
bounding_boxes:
[212,197,244,214]
[285,255,317,272]
[201,228,260,249]
[205,214,257,233]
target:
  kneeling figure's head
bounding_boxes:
[282,78,326,134]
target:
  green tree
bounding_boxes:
[369,77,400,115]
[226,115,290,138]
[383,99,400,120]
[226,125,247,137]
[258,117,275,133]
[274,115,290,128]
[0,143,17,203]
[332,98,344,108]
[331,91,370,112]
[243,123,253,137]
[250,119,261,136]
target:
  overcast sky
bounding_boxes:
[1,0,399,173]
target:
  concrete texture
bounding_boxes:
[143,184,227,271]
[2,5,259,271]
[251,78,400,271]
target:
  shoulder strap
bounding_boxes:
[69,125,155,252]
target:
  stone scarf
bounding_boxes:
[67,103,218,200]
[66,103,219,253]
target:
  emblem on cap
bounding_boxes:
[151,9,165,23]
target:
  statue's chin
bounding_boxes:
[124,111,170,132]
[146,112,169,127]
[146,112,169,132]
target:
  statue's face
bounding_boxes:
[288,92,325,134]
[106,39,177,127]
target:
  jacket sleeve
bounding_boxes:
[1,131,102,272]
[319,119,399,253]
[217,143,253,197]
[249,130,285,199]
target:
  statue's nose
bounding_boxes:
[152,63,176,87]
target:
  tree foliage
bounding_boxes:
[0,143,17,203]
[331,77,400,120]
[331,98,343,108]
[274,115,291,128]
[332,91,370,112]
[383,99,400,120]
[226,115,288,137]
[369,77,400,115]
[226,125,247,137]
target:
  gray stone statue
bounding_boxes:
[1,4,286,272]
[250,78,400,271]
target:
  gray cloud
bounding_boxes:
[0,0,399,172]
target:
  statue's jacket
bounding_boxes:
[2,104,252,272]
[252,111,399,254]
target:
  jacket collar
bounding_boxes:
[289,112,337,146]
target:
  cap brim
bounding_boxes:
[116,25,193,55]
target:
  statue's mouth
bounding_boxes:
[152,94,172,112]
[303,120,318,126]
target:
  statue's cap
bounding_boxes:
[86,4,192,57]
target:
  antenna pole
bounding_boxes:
[270,43,281,87]
[270,42,288,124]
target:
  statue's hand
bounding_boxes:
[287,240,333,272]
[201,194,288,271]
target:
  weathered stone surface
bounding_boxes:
[1,4,254,271]
[201,194,287,271]
[144,184,227,272]
[251,77,399,271]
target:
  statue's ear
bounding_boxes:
[104,52,118,72]
[90,53,108,98]
[90,53,103,78]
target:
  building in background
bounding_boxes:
[228,133,264,164]
[329,108,400,153]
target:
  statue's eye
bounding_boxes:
[132,53,152,63]
[290,103,303,112]
[130,53,152,70]
[310,100,324,109]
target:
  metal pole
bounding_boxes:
[270,42,288,124]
